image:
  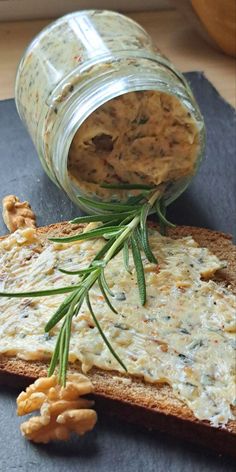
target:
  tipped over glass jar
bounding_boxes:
[15,10,205,212]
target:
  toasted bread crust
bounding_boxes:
[0,222,235,455]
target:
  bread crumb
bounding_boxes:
[112,376,132,385]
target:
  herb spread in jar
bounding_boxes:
[68,90,200,200]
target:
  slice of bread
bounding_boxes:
[0,222,235,456]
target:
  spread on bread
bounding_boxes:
[0,227,235,427]
[68,91,200,200]
[17,373,97,443]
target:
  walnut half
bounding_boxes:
[17,374,97,443]
[2,195,36,232]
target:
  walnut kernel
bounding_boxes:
[17,373,97,443]
[2,195,36,232]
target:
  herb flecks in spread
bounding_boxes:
[68,91,200,200]
[0,224,235,427]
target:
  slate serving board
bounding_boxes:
[0,72,235,472]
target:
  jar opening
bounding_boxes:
[67,89,202,206]
[48,59,204,209]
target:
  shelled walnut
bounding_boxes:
[2,195,37,232]
[17,373,97,443]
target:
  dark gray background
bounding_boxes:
[0,72,235,471]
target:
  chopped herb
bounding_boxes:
[185,382,197,388]
[188,340,203,350]
[114,323,129,330]
[44,333,52,341]
[115,292,126,301]
[178,353,191,364]
[180,328,190,335]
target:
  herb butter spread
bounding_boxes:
[68,91,200,199]
[0,228,235,427]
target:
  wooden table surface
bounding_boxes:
[0,9,235,106]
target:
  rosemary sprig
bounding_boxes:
[0,186,174,385]
[130,232,146,305]
[155,200,175,235]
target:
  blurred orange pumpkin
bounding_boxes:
[176,0,236,57]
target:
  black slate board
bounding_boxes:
[0,72,235,472]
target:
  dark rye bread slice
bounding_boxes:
[0,222,235,456]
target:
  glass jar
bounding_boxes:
[15,9,205,212]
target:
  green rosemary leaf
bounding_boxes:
[141,228,158,264]
[58,322,66,384]
[126,193,147,205]
[106,239,126,261]
[45,304,69,332]
[78,196,140,213]
[101,183,155,190]
[0,286,80,298]
[58,267,95,276]
[133,227,143,248]
[61,314,73,386]
[140,203,157,264]
[103,228,125,239]
[98,277,118,314]
[156,201,175,228]
[70,211,135,225]
[86,294,127,372]
[100,269,114,297]
[118,213,135,226]
[45,290,79,331]
[131,234,146,305]
[46,268,99,333]
[90,260,105,268]
[70,214,108,224]
[158,200,166,235]
[102,215,136,228]
[73,296,86,317]
[48,323,64,377]
[123,240,131,273]
[49,226,125,243]
[140,202,150,230]
[93,237,124,264]
[92,237,115,261]
[100,220,118,228]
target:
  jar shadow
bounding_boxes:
[166,190,217,230]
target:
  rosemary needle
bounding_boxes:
[0,187,173,385]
